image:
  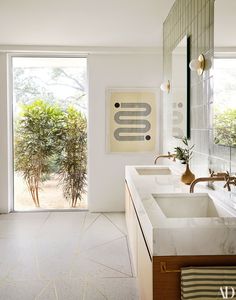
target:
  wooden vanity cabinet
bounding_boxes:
[125,183,153,300]
[137,222,153,300]
[153,255,236,299]
[125,182,236,300]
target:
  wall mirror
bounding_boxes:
[214,0,236,147]
[171,35,190,139]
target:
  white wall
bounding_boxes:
[88,53,162,212]
[0,53,13,213]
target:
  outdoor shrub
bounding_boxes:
[15,100,87,208]
[214,108,236,147]
[57,107,87,207]
[15,100,63,207]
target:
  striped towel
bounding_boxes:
[181,267,236,300]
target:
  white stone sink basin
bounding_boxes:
[153,193,234,218]
[136,166,171,176]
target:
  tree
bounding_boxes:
[57,107,87,207]
[14,100,63,207]
[13,66,87,111]
[15,100,87,208]
[13,68,55,105]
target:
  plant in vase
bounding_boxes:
[174,137,195,185]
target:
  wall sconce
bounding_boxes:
[189,54,205,76]
[160,80,171,93]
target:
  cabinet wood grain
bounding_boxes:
[153,255,236,300]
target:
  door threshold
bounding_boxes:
[11,208,89,213]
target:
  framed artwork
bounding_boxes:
[106,88,157,153]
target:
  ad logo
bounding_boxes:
[220,286,235,299]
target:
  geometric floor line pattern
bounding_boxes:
[78,214,125,252]
[0,211,140,299]
[83,237,133,277]
[72,255,130,279]
[87,257,131,278]
[103,213,128,236]
[82,213,100,233]
[78,235,128,255]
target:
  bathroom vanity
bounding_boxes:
[125,165,236,300]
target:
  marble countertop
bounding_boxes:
[125,165,236,256]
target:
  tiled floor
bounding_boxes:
[0,212,139,300]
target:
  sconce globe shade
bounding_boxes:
[189,54,205,75]
[160,80,170,93]
[189,59,200,71]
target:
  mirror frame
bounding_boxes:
[186,36,190,139]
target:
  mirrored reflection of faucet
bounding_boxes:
[190,169,236,193]
[154,151,176,165]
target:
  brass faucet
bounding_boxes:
[154,152,176,165]
[189,169,235,193]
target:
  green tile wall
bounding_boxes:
[162,0,231,175]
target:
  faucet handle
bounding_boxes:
[224,179,231,192]
[209,168,214,177]
[224,175,236,192]
[168,151,176,161]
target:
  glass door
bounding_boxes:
[12,56,88,210]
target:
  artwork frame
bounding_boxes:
[106,88,158,153]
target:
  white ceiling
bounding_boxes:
[215,0,236,47]
[0,0,175,47]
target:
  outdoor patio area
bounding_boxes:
[14,174,87,211]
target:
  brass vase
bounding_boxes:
[181,163,195,185]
